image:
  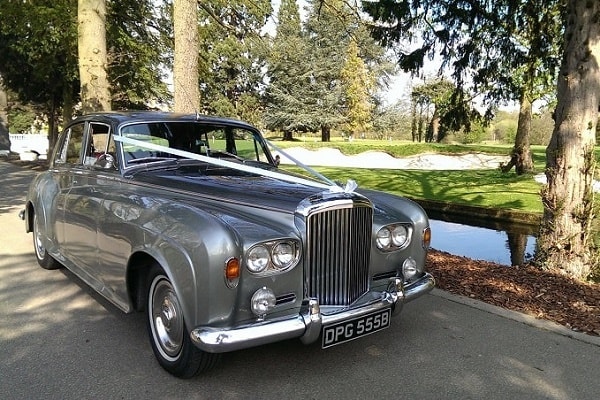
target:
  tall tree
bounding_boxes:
[535,1,600,280]
[304,0,351,141]
[264,0,312,140]
[196,0,272,125]
[411,79,456,142]
[78,0,111,112]
[107,1,171,109]
[340,39,375,138]
[173,0,200,112]
[0,0,79,148]
[363,0,563,175]
[298,0,394,142]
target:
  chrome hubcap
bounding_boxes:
[150,277,184,360]
[33,215,46,259]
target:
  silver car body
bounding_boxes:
[23,111,434,361]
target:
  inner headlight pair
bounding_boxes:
[247,240,300,275]
[376,223,412,251]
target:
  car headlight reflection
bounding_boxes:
[376,224,412,251]
[376,227,392,249]
[247,245,270,273]
[246,239,300,275]
[391,225,409,247]
[272,242,296,269]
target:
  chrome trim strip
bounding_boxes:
[190,272,434,353]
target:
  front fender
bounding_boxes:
[124,200,243,329]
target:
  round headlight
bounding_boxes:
[247,245,269,273]
[391,225,409,247]
[376,227,391,250]
[272,242,295,269]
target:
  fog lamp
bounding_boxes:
[251,287,276,320]
[402,257,418,281]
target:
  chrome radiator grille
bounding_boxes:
[305,203,373,306]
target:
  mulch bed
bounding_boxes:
[427,250,600,336]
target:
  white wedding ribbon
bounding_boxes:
[113,135,349,191]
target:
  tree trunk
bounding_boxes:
[501,93,535,175]
[282,130,293,141]
[321,125,330,142]
[0,79,9,152]
[427,106,439,142]
[535,0,600,280]
[410,101,417,142]
[47,96,57,157]
[78,0,110,113]
[173,0,200,113]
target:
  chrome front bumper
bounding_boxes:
[190,272,435,353]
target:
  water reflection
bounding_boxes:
[428,213,538,266]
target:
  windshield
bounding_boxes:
[118,121,273,168]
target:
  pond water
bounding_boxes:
[429,219,537,266]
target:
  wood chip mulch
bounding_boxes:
[426,249,600,336]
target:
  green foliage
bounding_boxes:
[7,106,36,133]
[489,111,519,144]
[264,0,394,141]
[340,40,375,136]
[264,0,314,135]
[363,0,563,120]
[196,0,272,122]
[107,1,171,108]
[411,78,471,142]
[0,0,172,118]
[530,111,555,145]
[453,120,486,144]
[0,0,79,109]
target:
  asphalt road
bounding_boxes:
[1,160,599,400]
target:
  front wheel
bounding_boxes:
[32,211,61,270]
[146,266,219,378]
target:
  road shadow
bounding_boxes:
[0,159,47,215]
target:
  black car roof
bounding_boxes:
[71,111,257,130]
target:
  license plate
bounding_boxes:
[321,308,391,348]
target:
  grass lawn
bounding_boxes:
[314,167,544,214]
[273,141,600,216]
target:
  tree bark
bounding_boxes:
[282,130,293,141]
[501,93,535,174]
[0,79,9,152]
[535,1,600,280]
[321,125,330,142]
[410,101,417,142]
[173,0,200,113]
[78,0,110,113]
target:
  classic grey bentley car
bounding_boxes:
[22,111,434,378]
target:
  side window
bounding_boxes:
[55,123,85,165]
[84,123,117,169]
